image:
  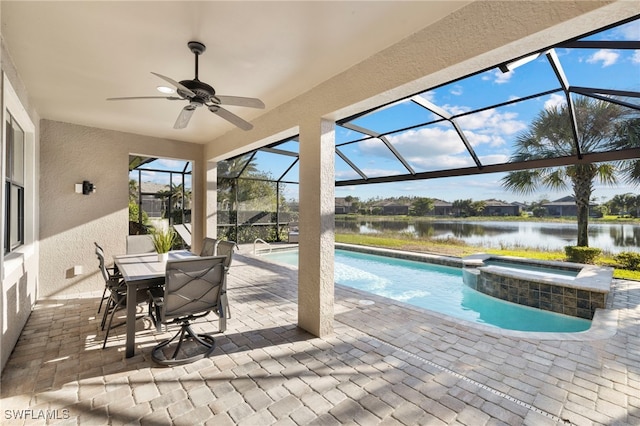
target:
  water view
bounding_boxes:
[335,219,640,254]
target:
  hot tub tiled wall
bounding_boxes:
[462,255,613,320]
[464,269,606,319]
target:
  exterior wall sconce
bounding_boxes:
[75,180,96,195]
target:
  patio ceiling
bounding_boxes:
[0,1,470,144]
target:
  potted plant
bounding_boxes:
[151,227,176,262]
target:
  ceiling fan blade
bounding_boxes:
[214,95,265,109]
[151,72,196,98]
[107,96,183,101]
[209,105,253,131]
[174,106,196,129]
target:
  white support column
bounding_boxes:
[189,157,206,254]
[206,160,218,241]
[298,117,335,337]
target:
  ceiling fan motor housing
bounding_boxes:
[188,41,206,55]
[178,79,215,105]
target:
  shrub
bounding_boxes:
[564,246,601,264]
[614,251,640,271]
[128,199,149,224]
[151,227,176,253]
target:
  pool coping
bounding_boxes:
[253,243,619,340]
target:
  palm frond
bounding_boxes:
[501,170,542,195]
[541,169,569,191]
[594,163,618,186]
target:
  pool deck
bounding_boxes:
[1,245,639,425]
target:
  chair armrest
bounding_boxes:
[106,266,123,279]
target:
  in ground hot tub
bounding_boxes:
[462,254,613,320]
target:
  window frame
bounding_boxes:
[5,112,25,253]
[2,73,36,279]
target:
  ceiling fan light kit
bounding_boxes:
[107,41,264,131]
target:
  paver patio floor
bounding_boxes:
[1,248,639,425]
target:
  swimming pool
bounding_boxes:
[260,248,591,332]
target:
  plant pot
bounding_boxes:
[158,252,169,263]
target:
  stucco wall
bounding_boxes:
[1,38,41,371]
[38,120,204,297]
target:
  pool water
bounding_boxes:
[261,249,591,332]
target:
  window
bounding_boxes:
[2,74,34,277]
[5,112,24,253]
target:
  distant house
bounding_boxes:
[543,196,598,217]
[482,199,521,216]
[512,201,528,213]
[375,200,411,215]
[140,182,169,218]
[432,199,453,216]
[335,197,352,214]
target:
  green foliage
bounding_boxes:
[594,205,609,217]
[607,193,640,217]
[217,223,283,244]
[128,199,149,223]
[615,251,640,271]
[469,201,487,216]
[452,199,472,217]
[612,268,640,281]
[409,198,434,216]
[151,227,176,253]
[532,206,547,218]
[564,246,602,264]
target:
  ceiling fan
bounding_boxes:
[107,41,264,131]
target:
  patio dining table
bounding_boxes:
[114,249,198,358]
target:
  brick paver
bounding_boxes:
[1,247,639,425]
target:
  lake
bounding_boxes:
[334,219,640,254]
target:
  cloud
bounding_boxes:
[335,169,362,180]
[408,154,476,170]
[450,85,463,96]
[354,128,472,172]
[494,69,513,84]
[335,185,359,193]
[614,20,640,41]
[383,127,468,157]
[477,153,511,164]
[360,168,408,178]
[544,93,566,111]
[419,90,436,102]
[456,109,526,136]
[482,69,513,84]
[586,49,619,67]
[467,132,506,148]
[632,51,640,64]
[351,106,527,171]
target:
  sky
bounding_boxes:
[134,18,640,205]
[334,18,640,204]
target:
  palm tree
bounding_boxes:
[217,154,259,211]
[608,193,637,216]
[502,97,640,247]
[129,179,138,202]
